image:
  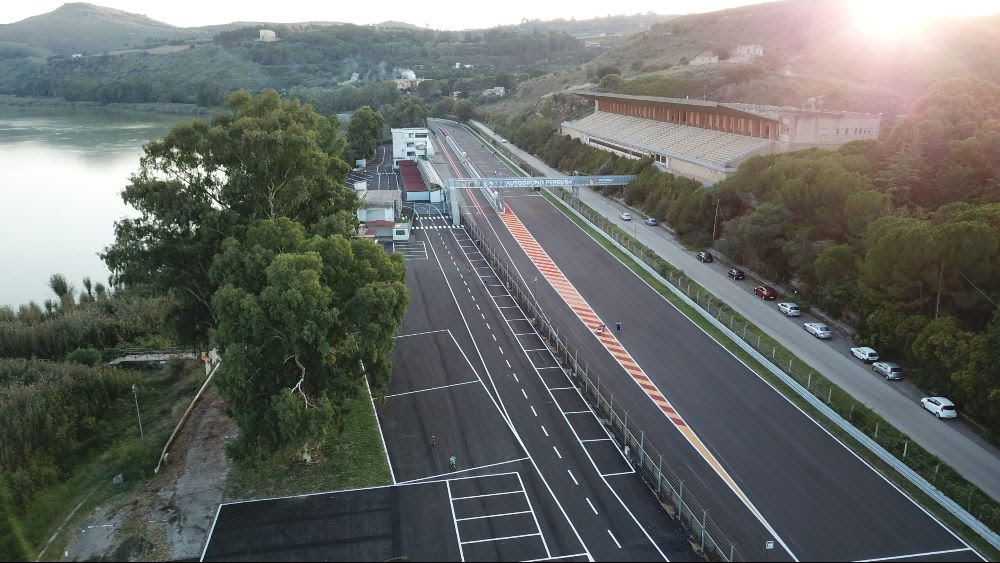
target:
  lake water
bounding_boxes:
[0,106,185,308]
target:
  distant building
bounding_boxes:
[562,91,882,184]
[584,40,602,50]
[391,128,435,167]
[356,188,404,240]
[393,78,425,90]
[689,51,718,66]
[729,44,764,64]
[258,29,277,42]
[482,86,506,98]
[338,72,360,85]
[71,53,83,58]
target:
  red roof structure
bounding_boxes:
[398,160,428,193]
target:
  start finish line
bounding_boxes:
[447,175,634,189]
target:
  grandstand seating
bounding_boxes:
[398,160,427,192]
[565,112,774,167]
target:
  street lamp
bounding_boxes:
[132,383,144,442]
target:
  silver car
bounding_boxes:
[804,322,832,339]
[619,212,632,221]
[872,362,903,381]
[778,302,800,317]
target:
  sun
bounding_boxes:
[849,0,999,39]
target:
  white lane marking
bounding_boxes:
[523,554,590,563]
[579,438,613,443]
[506,360,512,368]
[481,314,486,320]
[531,406,537,417]
[854,547,973,562]
[514,471,552,559]
[476,304,481,310]
[601,471,634,477]
[568,470,579,486]
[452,490,522,501]
[553,446,562,459]
[521,389,528,399]
[446,481,465,562]
[498,346,503,354]
[513,373,519,383]
[607,530,622,549]
[461,533,541,545]
[585,498,598,515]
[492,334,497,342]
[395,329,449,339]
[486,323,491,330]
[383,380,479,399]
[548,386,576,391]
[541,425,549,437]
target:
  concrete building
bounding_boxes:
[356,188,409,240]
[561,91,881,184]
[689,51,719,66]
[729,44,764,64]
[258,29,277,42]
[391,128,434,167]
[482,86,506,98]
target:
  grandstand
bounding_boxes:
[562,91,881,184]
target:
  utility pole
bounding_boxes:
[712,198,721,241]
[132,383,144,442]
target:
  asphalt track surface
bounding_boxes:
[345,143,400,191]
[202,197,696,561]
[468,121,1000,504]
[430,122,985,563]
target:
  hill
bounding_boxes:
[0,2,209,55]
[501,13,677,39]
[490,0,1000,118]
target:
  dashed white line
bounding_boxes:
[607,530,622,549]
[492,334,497,342]
[541,425,549,437]
[498,346,503,354]
[585,498,598,515]
[567,470,579,486]
[505,360,511,368]
[521,388,528,399]
[486,323,491,330]
[530,406,537,417]
[513,373,519,383]
[553,446,562,459]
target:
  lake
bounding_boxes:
[0,106,185,308]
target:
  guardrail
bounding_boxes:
[544,187,1000,553]
[153,358,222,474]
[462,212,745,562]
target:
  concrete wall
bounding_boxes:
[780,114,881,148]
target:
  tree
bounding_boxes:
[103,90,355,345]
[382,96,427,128]
[211,218,409,459]
[346,105,385,163]
[453,99,475,122]
[594,64,619,80]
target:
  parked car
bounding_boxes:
[804,322,833,339]
[500,138,509,143]
[921,397,958,419]
[872,362,903,381]
[727,268,745,280]
[619,212,632,221]
[697,251,713,263]
[778,302,801,317]
[644,217,658,226]
[850,346,880,363]
[754,285,777,300]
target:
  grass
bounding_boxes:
[14,360,204,562]
[541,189,1000,560]
[223,392,392,501]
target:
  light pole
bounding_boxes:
[132,383,144,442]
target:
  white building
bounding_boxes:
[391,128,434,167]
[356,188,409,240]
[258,29,277,42]
[482,86,506,98]
[689,51,718,66]
[729,44,764,64]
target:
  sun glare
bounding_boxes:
[849,0,999,39]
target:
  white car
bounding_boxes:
[850,346,879,363]
[500,138,509,143]
[778,302,800,317]
[921,397,957,419]
[619,212,632,221]
[872,362,903,381]
[804,323,832,339]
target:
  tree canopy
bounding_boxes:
[103,90,409,459]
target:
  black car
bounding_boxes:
[727,268,745,280]
[697,251,713,263]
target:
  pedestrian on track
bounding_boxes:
[616,321,622,333]
[431,434,437,447]
[449,455,458,470]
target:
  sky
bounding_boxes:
[2,0,998,30]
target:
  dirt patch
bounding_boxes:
[62,386,237,561]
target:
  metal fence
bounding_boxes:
[462,212,745,562]
[545,187,1000,547]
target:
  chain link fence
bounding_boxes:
[462,212,746,562]
[545,187,1000,540]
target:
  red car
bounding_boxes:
[754,285,777,300]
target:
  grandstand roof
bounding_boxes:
[563,111,774,170]
[573,91,878,120]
